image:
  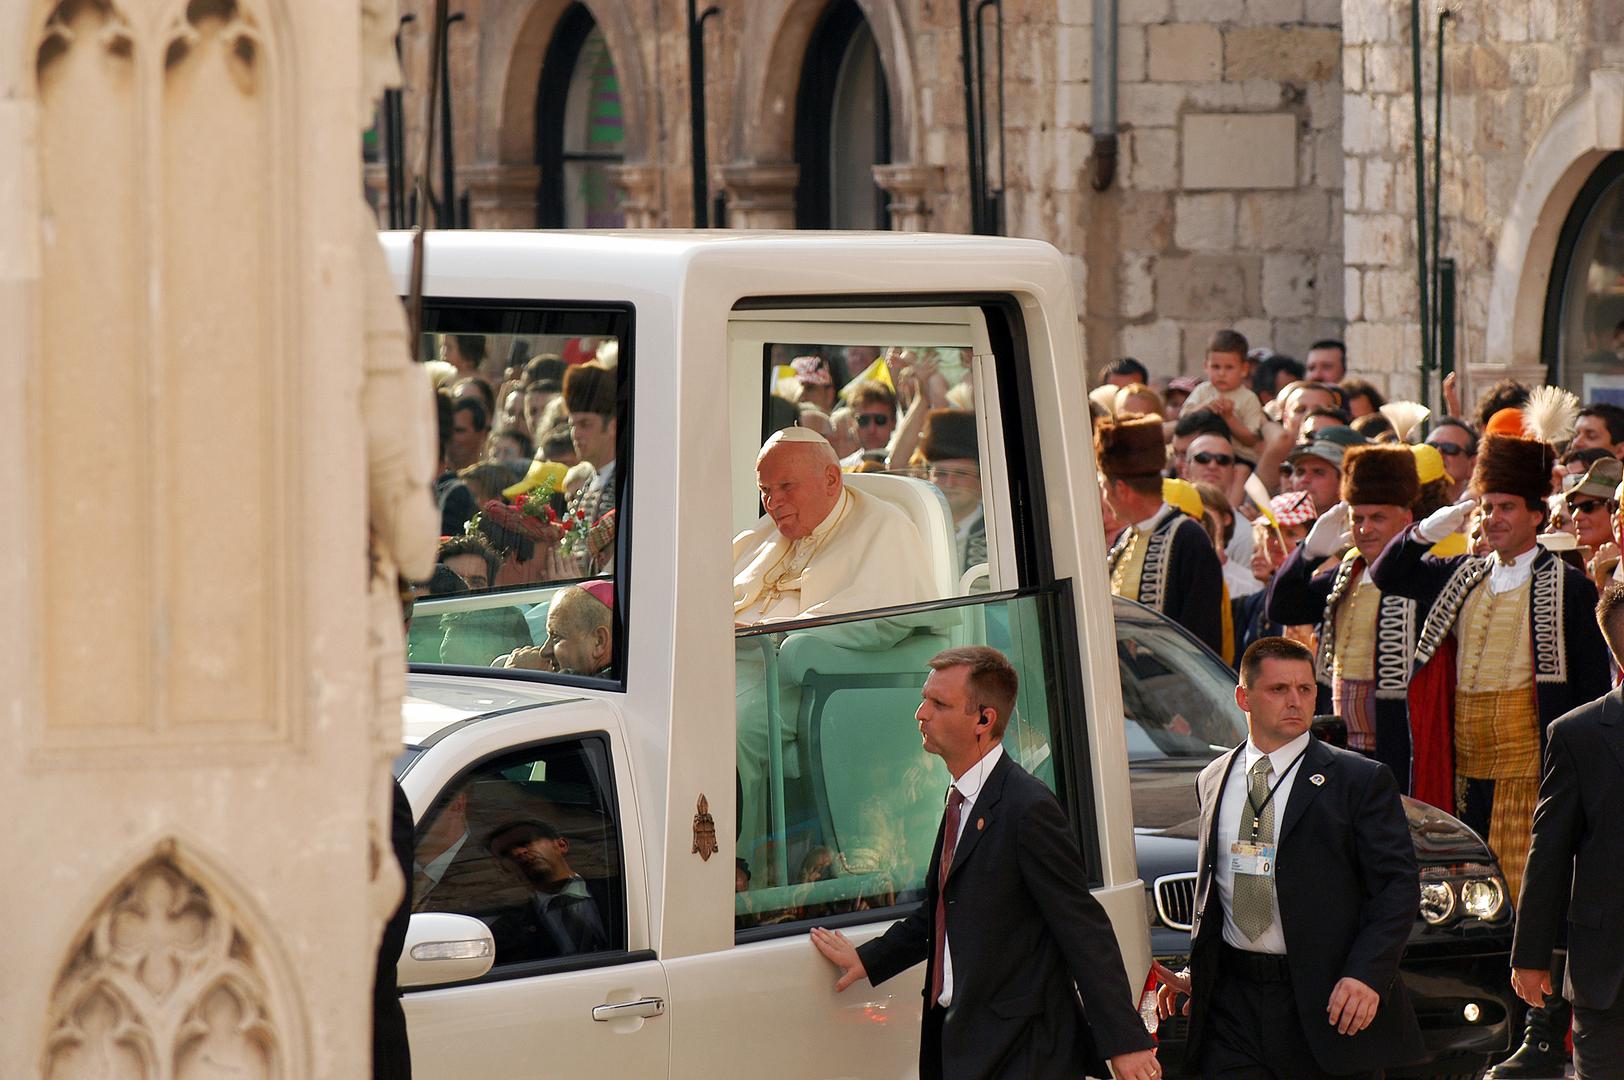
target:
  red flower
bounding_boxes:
[515,494,529,508]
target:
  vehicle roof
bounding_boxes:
[402,673,582,747]
[378,229,1069,302]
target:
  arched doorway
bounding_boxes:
[536,3,625,228]
[1542,152,1624,395]
[794,0,891,230]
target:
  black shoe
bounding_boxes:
[1489,997,1573,1079]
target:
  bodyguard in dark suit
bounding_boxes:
[1511,582,1624,1078]
[1158,637,1423,1079]
[811,646,1160,1080]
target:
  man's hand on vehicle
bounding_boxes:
[809,927,866,991]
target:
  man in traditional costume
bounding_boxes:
[1371,432,1610,1079]
[1100,413,1225,653]
[733,428,940,878]
[561,361,619,573]
[1266,445,1420,786]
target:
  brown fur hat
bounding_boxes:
[563,362,616,417]
[1094,412,1167,479]
[1340,445,1420,509]
[1471,434,1555,506]
[919,409,979,462]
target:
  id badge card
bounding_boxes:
[1229,841,1276,878]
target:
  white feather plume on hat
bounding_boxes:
[1521,385,1581,445]
[1378,400,1430,443]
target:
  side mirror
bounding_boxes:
[398,912,496,988]
[1311,714,1348,750]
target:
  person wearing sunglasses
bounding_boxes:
[1424,417,1478,501]
[848,380,898,454]
[1566,457,1623,578]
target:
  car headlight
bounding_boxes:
[1460,877,1506,921]
[1419,880,1457,925]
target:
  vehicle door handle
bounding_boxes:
[592,996,665,1022]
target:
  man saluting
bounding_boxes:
[1158,637,1424,1079]
[810,646,1160,1080]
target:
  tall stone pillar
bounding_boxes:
[715,162,800,229]
[0,0,437,1076]
[611,163,665,229]
[464,163,543,228]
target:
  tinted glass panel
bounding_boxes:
[733,590,1082,931]
[413,304,628,686]
[412,737,626,967]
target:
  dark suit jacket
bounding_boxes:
[1186,737,1425,1074]
[1513,688,1624,1010]
[857,752,1155,1080]
[1162,516,1226,657]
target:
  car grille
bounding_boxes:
[1154,873,1198,931]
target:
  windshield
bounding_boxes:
[1116,610,1246,763]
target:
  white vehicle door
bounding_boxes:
[402,730,668,1079]
[665,303,1126,1079]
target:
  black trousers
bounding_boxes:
[373,780,415,1080]
[1574,993,1624,1080]
[921,1003,945,1080]
[1200,967,1378,1080]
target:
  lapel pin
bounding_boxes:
[976,817,985,831]
[1309,774,1325,786]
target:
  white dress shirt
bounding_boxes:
[1488,544,1538,594]
[1134,504,1173,534]
[937,741,1006,1006]
[1215,731,1311,954]
[415,831,468,888]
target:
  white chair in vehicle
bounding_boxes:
[840,471,959,600]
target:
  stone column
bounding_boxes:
[611,163,665,229]
[0,1,435,1076]
[714,162,800,230]
[873,163,946,232]
[464,162,544,229]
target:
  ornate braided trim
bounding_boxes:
[1375,593,1417,697]
[1139,513,1180,611]
[1315,559,1362,683]
[1531,556,1566,685]
[1415,557,1492,666]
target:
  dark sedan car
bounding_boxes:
[1113,596,1514,1080]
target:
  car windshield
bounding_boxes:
[1115,604,1247,763]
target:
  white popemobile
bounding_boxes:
[386,230,1151,1078]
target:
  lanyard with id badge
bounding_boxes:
[1230,749,1308,881]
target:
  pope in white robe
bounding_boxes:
[733,429,941,880]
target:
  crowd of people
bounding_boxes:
[1099,328,1624,1078]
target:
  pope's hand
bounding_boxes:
[1418,498,1476,544]
[1303,501,1352,558]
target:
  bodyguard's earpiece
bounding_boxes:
[977,709,992,728]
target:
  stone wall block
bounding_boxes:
[1343,2,1391,46]
[1236,190,1330,249]
[1125,128,1180,191]
[1120,319,1185,372]
[1223,27,1341,83]
[1471,44,1511,90]
[1120,0,1174,25]
[1120,254,1158,319]
[1366,44,1409,94]
[1154,254,1259,319]
[1304,0,1342,24]
[1118,191,1178,250]
[1174,192,1238,251]
[1121,82,1189,127]
[1148,24,1223,83]
[1120,26,1149,83]
[1343,47,1365,93]
[1342,93,1389,154]
[1182,113,1298,189]
[1342,266,1363,321]
[1243,0,1306,25]
[1262,252,1319,318]
[1343,156,1363,211]
[1174,0,1244,21]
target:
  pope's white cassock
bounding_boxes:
[732,463,940,882]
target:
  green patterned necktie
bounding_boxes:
[1233,756,1277,942]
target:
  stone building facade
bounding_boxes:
[381,0,1624,400]
[1346,0,1624,401]
[380,0,1348,379]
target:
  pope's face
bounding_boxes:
[757,445,842,540]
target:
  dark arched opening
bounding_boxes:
[794,0,891,230]
[536,3,626,228]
